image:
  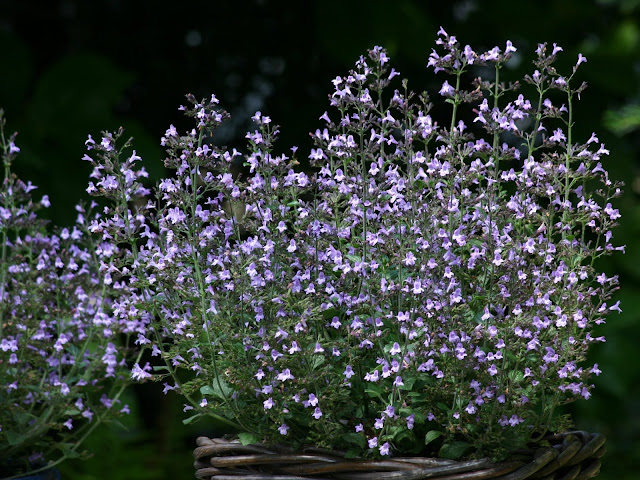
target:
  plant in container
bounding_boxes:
[0,114,149,479]
[84,28,623,479]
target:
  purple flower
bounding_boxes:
[406,414,415,430]
[439,80,455,97]
[131,363,152,381]
[374,417,384,429]
[276,369,295,382]
[379,442,391,456]
[166,207,186,224]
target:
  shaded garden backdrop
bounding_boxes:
[1,0,639,478]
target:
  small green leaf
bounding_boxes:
[439,441,471,460]
[343,432,366,448]
[200,385,215,396]
[399,375,416,391]
[5,431,29,446]
[393,429,415,444]
[508,369,524,383]
[104,418,129,431]
[237,432,261,446]
[310,355,325,370]
[425,430,443,445]
[200,378,234,400]
[182,413,203,425]
[59,443,82,459]
[344,448,362,459]
[321,307,340,319]
[364,385,384,402]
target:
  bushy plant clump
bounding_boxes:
[0,116,148,477]
[68,28,624,460]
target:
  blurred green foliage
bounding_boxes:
[1,0,638,478]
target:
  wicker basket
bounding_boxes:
[193,431,605,480]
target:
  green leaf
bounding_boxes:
[310,355,325,370]
[321,307,340,320]
[399,375,416,391]
[13,411,36,426]
[439,441,472,460]
[5,431,29,446]
[182,413,203,425]
[364,384,384,402]
[508,370,524,383]
[343,432,366,448]
[200,378,234,400]
[344,448,362,459]
[104,417,129,431]
[200,385,216,396]
[393,429,415,444]
[59,443,82,459]
[424,430,443,445]
[237,432,261,446]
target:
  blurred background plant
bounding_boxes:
[0,0,637,478]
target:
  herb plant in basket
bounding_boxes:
[85,28,623,479]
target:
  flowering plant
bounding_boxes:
[0,114,146,478]
[85,28,622,461]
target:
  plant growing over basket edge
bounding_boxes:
[82,27,623,461]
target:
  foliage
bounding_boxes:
[0,114,146,478]
[83,29,624,460]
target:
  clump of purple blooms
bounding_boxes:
[0,118,147,477]
[85,28,622,460]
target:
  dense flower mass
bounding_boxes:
[0,116,146,477]
[86,29,622,460]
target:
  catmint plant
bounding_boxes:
[0,114,148,478]
[88,28,623,461]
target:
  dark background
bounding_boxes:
[1,0,639,478]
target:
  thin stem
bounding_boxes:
[450,70,462,133]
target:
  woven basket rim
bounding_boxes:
[193,430,605,480]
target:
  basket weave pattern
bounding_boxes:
[193,431,605,480]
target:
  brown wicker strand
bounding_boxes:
[193,432,605,480]
[431,462,525,480]
[574,459,601,480]
[277,459,422,475]
[209,454,339,468]
[532,435,582,478]
[485,449,558,480]
[565,434,606,467]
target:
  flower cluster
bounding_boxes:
[0,115,146,478]
[88,29,623,460]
